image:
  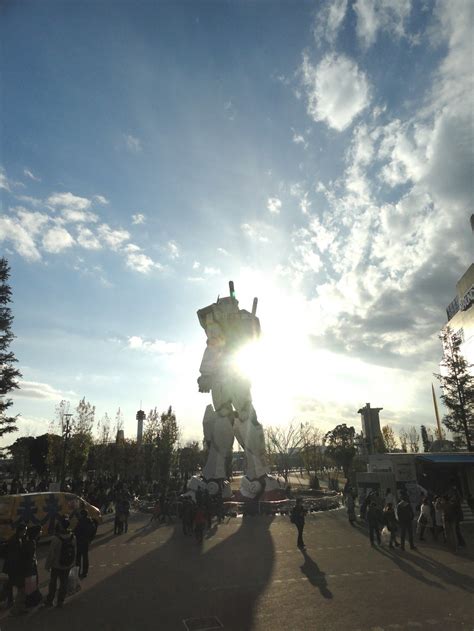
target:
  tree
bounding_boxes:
[407,426,420,453]
[178,441,203,479]
[0,258,22,437]
[157,406,179,482]
[265,422,305,483]
[300,422,324,488]
[97,413,111,444]
[28,434,50,476]
[114,407,124,439]
[399,429,408,453]
[71,398,95,477]
[7,436,34,478]
[381,425,398,452]
[435,326,474,451]
[324,424,356,477]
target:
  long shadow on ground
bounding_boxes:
[4,515,275,631]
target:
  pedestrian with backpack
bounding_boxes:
[44,517,77,608]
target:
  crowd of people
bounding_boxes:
[344,485,467,552]
[2,510,96,615]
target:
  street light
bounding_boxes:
[60,413,73,490]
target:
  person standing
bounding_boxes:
[4,522,27,614]
[74,509,95,579]
[345,492,356,526]
[397,495,416,551]
[367,502,382,546]
[384,488,395,507]
[291,498,307,549]
[44,517,77,608]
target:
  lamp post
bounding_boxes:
[60,413,73,490]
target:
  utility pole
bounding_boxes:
[60,413,73,490]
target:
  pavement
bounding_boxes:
[2,509,474,631]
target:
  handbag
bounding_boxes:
[66,566,81,595]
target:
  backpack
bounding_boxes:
[59,536,75,566]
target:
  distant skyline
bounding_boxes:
[0,0,472,446]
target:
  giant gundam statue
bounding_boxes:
[188,281,281,501]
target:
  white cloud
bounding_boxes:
[0,216,42,261]
[354,0,412,48]
[16,208,49,236]
[127,336,182,354]
[94,195,109,205]
[301,53,371,131]
[203,266,220,276]
[23,168,41,182]
[292,132,308,149]
[125,251,161,274]
[0,167,11,191]
[42,226,75,253]
[76,226,102,250]
[241,223,270,243]
[192,261,200,269]
[98,224,130,250]
[217,247,229,255]
[47,192,92,212]
[167,240,180,259]
[61,208,99,223]
[15,380,65,400]
[124,134,142,153]
[267,197,282,214]
[132,213,146,225]
[313,0,348,46]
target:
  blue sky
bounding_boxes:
[1,0,473,446]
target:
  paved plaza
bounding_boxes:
[2,509,473,631]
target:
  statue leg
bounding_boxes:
[201,382,234,481]
[232,379,268,481]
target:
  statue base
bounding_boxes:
[186,475,232,500]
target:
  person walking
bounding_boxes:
[397,495,416,551]
[417,497,432,541]
[194,504,206,544]
[434,496,447,543]
[44,517,77,608]
[442,496,458,551]
[24,525,42,609]
[383,503,399,549]
[451,493,466,548]
[291,497,307,549]
[74,509,95,579]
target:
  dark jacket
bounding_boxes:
[383,509,398,532]
[291,504,306,526]
[397,500,414,525]
[74,515,95,545]
[367,505,382,526]
[4,535,25,586]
